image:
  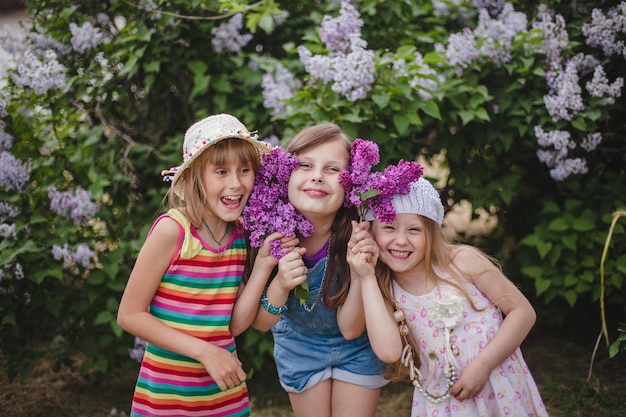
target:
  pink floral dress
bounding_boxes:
[393,270,549,417]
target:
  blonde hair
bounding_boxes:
[166,138,262,228]
[374,216,494,381]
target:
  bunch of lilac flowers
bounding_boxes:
[242,147,313,259]
[339,139,424,224]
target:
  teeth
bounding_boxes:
[223,196,240,201]
[390,250,410,257]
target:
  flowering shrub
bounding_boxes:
[0,0,624,380]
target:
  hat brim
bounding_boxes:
[171,135,271,199]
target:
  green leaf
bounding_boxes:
[94,311,114,326]
[571,218,595,232]
[372,94,390,109]
[294,282,309,304]
[420,100,441,120]
[393,114,410,135]
[535,277,551,295]
[547,218,569,232]
[361,189,380,200]
[536,241,552,259]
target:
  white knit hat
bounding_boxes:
[164,114,270,198]
[364,177,444,226]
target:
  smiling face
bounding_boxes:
[287,139,350,222]
[371,213,429,279]
[202,158,255,224]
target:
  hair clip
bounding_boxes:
[161,167,178,182]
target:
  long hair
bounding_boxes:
[375,216,491,381]
[166,138,262,228]
[286,123,357,309]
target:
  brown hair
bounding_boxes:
[166,138,262,228]
[286,123,356,309]
[374,216,490,381]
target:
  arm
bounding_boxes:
[117,217,246,391]
[338,221,402,363]
[251,247,307,331]
[450,247,537,400]
[230,233,299,336]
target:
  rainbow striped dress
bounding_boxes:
[130,212,250,417]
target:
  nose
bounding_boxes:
[228,173,243,188]
[311,168,324,183]
[394,232,408,245]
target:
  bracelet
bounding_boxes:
[261,288,288,315]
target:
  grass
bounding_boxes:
[1,334,625,417]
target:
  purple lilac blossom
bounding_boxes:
[10,49,67,95]
[0,202,19,220]
[586,65,624,105]
[48,186,100,226]
[582,4,626,59]
[129,337,147,362]
[543,60,584,122]
[144,2,162,20]
[319,2,363,53]
[339,139,423,223]
[210,13,253,53]
[242,147,313,260]
[69,21,112,54]
[407,52,445,101]
[0,125,13,151]
[0,223,16,239]
[581,133,603,152]
[261,63,302,115]
[445,3,528,71]
[534,125,589,181]
[52,243,94,269]
[298,3,375,102]
[532,5,569,69]
[0,151,31,192]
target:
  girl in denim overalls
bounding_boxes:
[251,123,386,417]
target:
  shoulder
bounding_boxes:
[449,245,498,278]
[149,214,184,241]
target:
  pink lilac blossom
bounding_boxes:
[210,13,253,53]
[48,186,100,226]
[0,151,31,192]
[242,147,313,259]
[339,139,423,223]
[261,63,302,115]
[585,65,624,105]
[582,3,626,59]
[52,243,95,269]
[69,21,112,54]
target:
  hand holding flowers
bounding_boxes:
[339,138,424,223]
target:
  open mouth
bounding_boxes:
[221,195,242,208]
[389,249,411,258]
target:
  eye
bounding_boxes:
[409,227,422,234]
[216,169,227,175]
[299,162,312,169]
[326,166,341,173]
[240,167,252,174]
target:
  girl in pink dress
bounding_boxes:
[341,177,549,417]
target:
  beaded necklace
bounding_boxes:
[392,284,463,404]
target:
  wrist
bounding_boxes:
[260,288,288,315]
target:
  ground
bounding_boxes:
[1,334,625,417]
